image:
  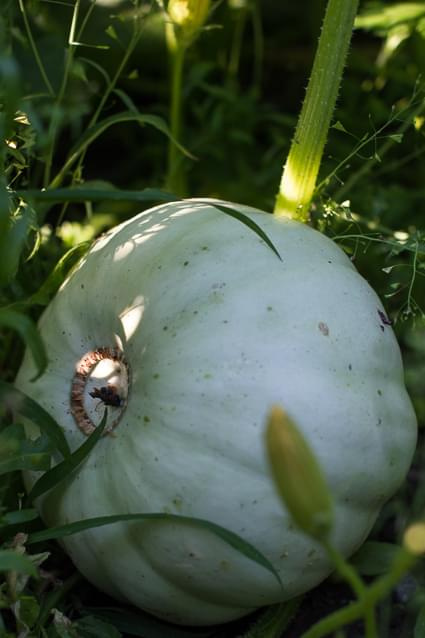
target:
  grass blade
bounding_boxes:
[200,201,282,261]
[0,309,47,380]
[50,111,192,189]
[27,511,281,585]
[28,410,108,502]
[0,381,70,459]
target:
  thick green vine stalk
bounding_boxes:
[274,0,359,222]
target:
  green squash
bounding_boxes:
[16,200,417,625]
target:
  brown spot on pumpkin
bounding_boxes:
[318,322,329,336]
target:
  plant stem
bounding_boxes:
[165,44,186,195]
[322,540,365,599]
[228,7,248,85]
[18,0,54,97]
[43,0,81,188]
[334,95,425,201]
[251,0,264,96]
[64,14,144,190]
[274,0,359,222]
[301,548,416,638]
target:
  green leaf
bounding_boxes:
[203,201,282,261]
[0,381,70,459]
[15,187,178,205]
[105,25,119,42]
[242,599,301,638]
[28,410,108,502]
[0,424,52,475]
[350,541,399,576]
[0,508,38,527]
[0,309,47,380]
[27,511,281,586]
[26,242,90,307]
[75,616,121,638]
[80,607,215,638]
[14,595,40,631]
[0,550,37,577]
[0,201,36,286]
[331,120,349,133]
[74,616,121,638]
[388,133,403,144]
[355,3,425,32]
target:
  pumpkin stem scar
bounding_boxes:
[71,347,130,436]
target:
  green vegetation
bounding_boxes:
[1,0,425,636]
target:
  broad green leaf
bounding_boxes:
[0,424,52,475]
[355,3,425,31]
[350,541,399,576]
[75,616,121,638]
[0,381,70,459]
[80,607,215,638]
[15,187,178,205]
[27,511,281,586]
[14,595,40,632]
[28,411,108,502]
[0,550,37,577]
[0,508,39,527]
[0,309,47,380]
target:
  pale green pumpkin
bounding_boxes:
[16,200,417,625]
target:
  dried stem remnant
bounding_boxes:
[71,347,130,436]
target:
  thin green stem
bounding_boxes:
[43,0,81,187]
[251,0,264,96]
[301,548,416,638]
[274,0,359,222]
[165,44,186,195]
[228,8,248,84]
[68,16,144,188]
[334,96,425,202]
[322,540,365,599]
[17,0,54,97]
[364,600,378,638]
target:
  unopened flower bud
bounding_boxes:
[403,522,425,556]
[168,0,211,48]
[265,405,333,541]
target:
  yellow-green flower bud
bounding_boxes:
[265,405,333,541]
[168,0,211,48]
